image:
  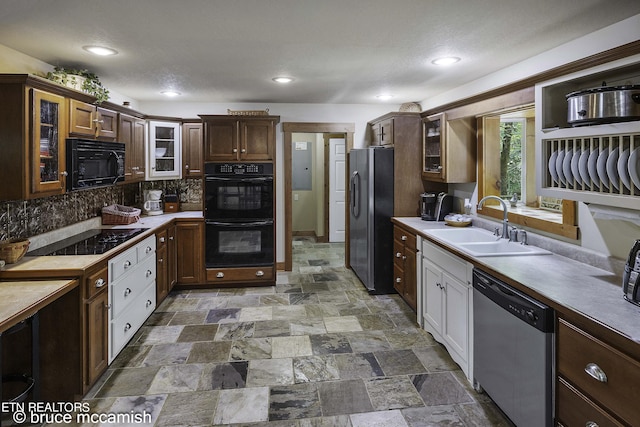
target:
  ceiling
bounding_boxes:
[1,0,639,104]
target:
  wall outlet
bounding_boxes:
[294,193,299,201]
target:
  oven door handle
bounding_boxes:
[205,176,273,183]
[206,219,274,227]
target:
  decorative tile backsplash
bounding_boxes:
[0,179,202,241]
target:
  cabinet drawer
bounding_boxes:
[156,228,168,250]
[85,265,108,299]
[422,240,467,282]
[206,267,274,283]
[393,239,404,267]
[109,245,138,282]
[137,235,156,263]
[393,227,416,249]
[557,319,640,424]
[111,255,156,319]
[556,377,623,427]
[111,283,156,360]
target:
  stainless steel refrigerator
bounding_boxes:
[349,147,394,293]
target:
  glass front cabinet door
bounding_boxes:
[147,120,182,180]
[422,113,445,181]
[32,89,67,196]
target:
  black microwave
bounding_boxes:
[66,138,125,191]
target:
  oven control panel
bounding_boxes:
[206,162,273,176]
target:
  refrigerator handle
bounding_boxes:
[351,170,359,217]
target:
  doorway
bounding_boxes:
[282,123,355,271]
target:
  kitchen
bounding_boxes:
[1,1,640,426]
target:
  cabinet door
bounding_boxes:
[393,238,405,295]
[182,123,203,177]
[404,247,418,311]
[156,243,168,303]
[69,99,98,137]
[86,289,108,386]
[422,113,445,181]
[423,258,443,333]
[31,89,67,196]
[241,119,274,161]
[133,119,146,179]
[379,117,393,146]
[204,119,238,161]
[168,224,177,290]
[148,121,181,179]
[443,271,468,358]
[120,115,146,181]
[96,107,118,139]
[176,221,204,284]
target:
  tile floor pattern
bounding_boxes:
[80,237,512,426]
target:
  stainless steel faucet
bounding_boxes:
[478,195,509,239]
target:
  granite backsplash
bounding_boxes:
[0,178,202,241]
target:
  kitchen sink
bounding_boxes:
[424,227,552,257]
[425,227,499,243]
[456,240,551,257]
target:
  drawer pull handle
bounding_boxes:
[146,269,152,277]
[124,323,131,332]
[256,270,264,277]
[124,260,132,269]
[146,299,153,308]
[95,278,106,288]
[584,363,607,383]
[124,288,132,297]
[585,422,599,427]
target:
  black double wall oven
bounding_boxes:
[204,163,274,269]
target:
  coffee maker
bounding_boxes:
[623,239,640,306]
[143,189,163,216]
[421,192,453,221]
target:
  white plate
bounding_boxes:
[606,147,619,191]
[588,149,601,187]
[618,148,632,191]
[571,149,583,186]
[563,149,574,187]
[630,147,640,191]
[579,149,591,187]
[596,148,610,189]
[548,150,559,184]
[556,149,566,185]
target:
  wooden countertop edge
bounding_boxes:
[0,279,78,333]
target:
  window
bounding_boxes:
[478,105,578,239]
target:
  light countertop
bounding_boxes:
[393,216,640,345]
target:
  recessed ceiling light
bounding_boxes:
[432,56,461,66]
[83,45,118,56]
[161,90,181,97]
[376,94,394,100]
[272,77,294,83]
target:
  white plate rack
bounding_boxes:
[541,132,640,209]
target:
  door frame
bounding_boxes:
[282,122,355,271]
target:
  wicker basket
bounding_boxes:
[101,204,141,225]
[0,238,30,264]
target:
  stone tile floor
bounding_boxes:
[81,237,512,426]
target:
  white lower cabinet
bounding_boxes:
[421,238,474,382]
[108,234,157,363]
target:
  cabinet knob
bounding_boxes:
[396,277,402,283]
[123,260,132,269]
[216,272,224,278]
[159,237,166,243]
[61,171,68,177]
[585,422,599,427]
[233,148,238,153]
[185,164,190,169]
[158,258,163,263]
[584,363,607,383]
[124,287,132,297]
[256,270,264,277]
[401,235,407,241]
[146,269,152,277]
[92,119,104,124]
[95,278,106,288]
[396,252,402,258]
[241,148,246,153]
[146,246,153,253]
[146,299,153,308]
[169,236,174,241]
[105,304,111,310]
[124,323,131,332]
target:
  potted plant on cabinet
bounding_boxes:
[45,66,110,104]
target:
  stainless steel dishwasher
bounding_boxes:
[473,268,555,427]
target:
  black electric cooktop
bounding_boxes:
[27,228,148,256]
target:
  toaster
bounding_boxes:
[623,239,640,305]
